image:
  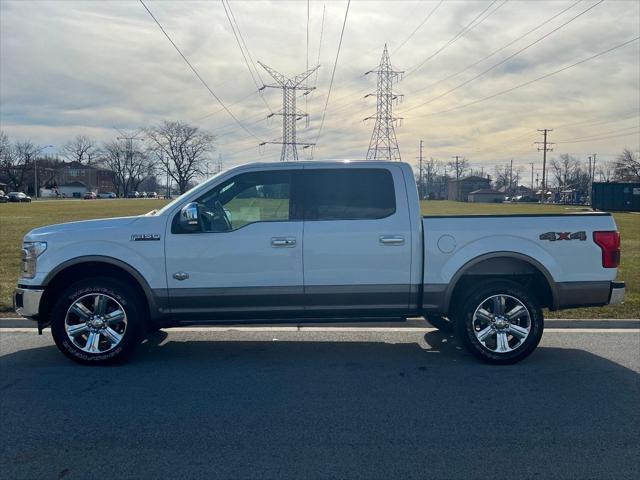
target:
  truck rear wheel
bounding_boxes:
[454,280,543,364]
[50,277,145,365]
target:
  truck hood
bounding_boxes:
[24,216,142,242]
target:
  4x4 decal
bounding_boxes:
[539,231,586,242]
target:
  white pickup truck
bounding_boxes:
[14,161,624,365]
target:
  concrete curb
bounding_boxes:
[1,317,638,330]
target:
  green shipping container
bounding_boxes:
[592,182,640,212]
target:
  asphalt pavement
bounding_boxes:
[1,324,639,480]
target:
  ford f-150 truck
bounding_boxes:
[14,161,624,365]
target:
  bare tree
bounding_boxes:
[62,135,100,165]
[0,139,39,192]
[446,157,469,181]
[102,139,154,197]
[597,160,615,182]
[550,154,580,188]
[614,148,640,181]
[146,121,215,194]
[493,164,511,191]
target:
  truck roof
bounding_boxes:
[235,159,410,169]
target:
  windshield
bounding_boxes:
[153,170,227,216]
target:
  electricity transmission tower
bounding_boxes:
[364,44,403,161]
[258,62,319,161]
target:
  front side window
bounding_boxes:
[303,168,396,220]
[185,170,293,232]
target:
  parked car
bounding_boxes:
[147,191,158,199]
[14,161,624,365]
[97,192,117,199]
[127,191,140,198]
[83,192,97,200]
[0,190,8,203]
[513,195,539,203]
[8,192,31,203]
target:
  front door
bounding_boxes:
[301,166,413,316]
[164,168,304,321]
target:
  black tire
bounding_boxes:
[454,280,544,365]
[425,314,455,333]
[50,277,145,365]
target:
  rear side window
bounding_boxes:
[303,168,396,220]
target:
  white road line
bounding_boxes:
[0,327,638,334]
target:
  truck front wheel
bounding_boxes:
[50,277,145,365]
[454,280,544,364]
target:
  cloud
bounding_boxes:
[1,0,638,177]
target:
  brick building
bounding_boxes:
[53,161,115,193]
[447,175,491,202]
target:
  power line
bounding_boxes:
[391,0,445,55]
[402,0,584,104]
[314,0,351,144]
[221,0,273,113]
[557,125,640,142]
[196,90,258,121]
[405,0,505,78]
[138,0,262,141]
[557,129,640,144]
[414,36,640,118]
[225,1,266,85]
[403,0,604,113]
[306,0,310,114]
[309,4,326,101]
[319,0,501,116]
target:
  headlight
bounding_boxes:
[21,241,47,279]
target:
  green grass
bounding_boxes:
[0,199,637,318]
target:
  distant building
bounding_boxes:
[58,181,89,198]
[447,175,491,202]
[53,162,115,193]
[468,188,505,203]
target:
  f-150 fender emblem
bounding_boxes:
[131,233,161,241]
[539,231,586,241]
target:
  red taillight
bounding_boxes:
[593,231,621,268]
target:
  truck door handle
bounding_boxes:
[379,235,405,246]
[271,237,296,247]
[173,272,189,281]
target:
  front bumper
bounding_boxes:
[609,281,625,305]
[13,287,44,319]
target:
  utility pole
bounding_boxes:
[529,162,535,191]
[214,154,223,174]
[535,129,554,198]
[364,44,403,161]
[258,62,319,161]
[452,155,461,201]
[510,159,514,195]
[417,140,424,199]
[590,153,597,185]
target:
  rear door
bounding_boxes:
[301,165,413,316]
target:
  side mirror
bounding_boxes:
[179,202,201,232]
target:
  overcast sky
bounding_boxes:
[1,0,638,179]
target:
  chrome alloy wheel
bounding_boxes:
[64,293,128,354]
[472,294,531,354]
